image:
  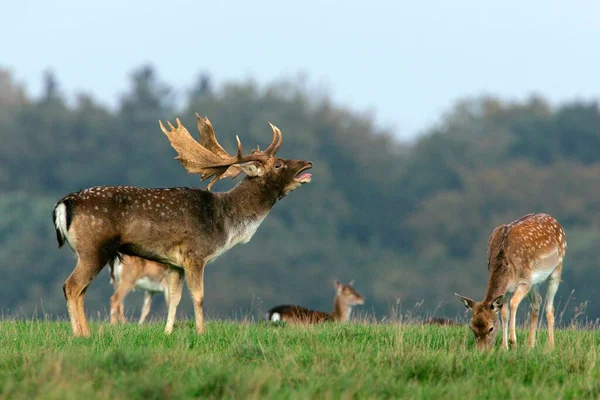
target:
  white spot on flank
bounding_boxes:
[271,312,281,321]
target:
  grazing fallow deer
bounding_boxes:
[268,281,365,324]
[455,213,566,350]
[109,255,169,325]
[53,114,312,337]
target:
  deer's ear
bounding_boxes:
[491,295,504,313]
[455,293,476,310]
[334,280,342,294]
[221,165,243,180]
[237,161,264,177]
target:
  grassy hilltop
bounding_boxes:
[1,320,599,399]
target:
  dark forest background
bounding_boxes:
[1,66,599,324]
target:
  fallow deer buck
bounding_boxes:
[267,281,365,324]
[53,113,312,337]
[455,213,566,350]
[109,255,169,325]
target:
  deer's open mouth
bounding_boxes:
[295,164,312,184]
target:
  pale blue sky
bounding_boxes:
[2,0,599,138]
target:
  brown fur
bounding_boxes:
[54,115,312,336]
[456,213,567,350]
[268,281,365,324]
[109,255,169,325]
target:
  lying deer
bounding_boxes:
[54,114,312,336]
[456,213,566,350]
[109,255,169,325]
[267,281,365,323]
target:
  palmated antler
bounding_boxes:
[159,114,283,190]
[195,113,232,159]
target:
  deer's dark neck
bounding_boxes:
[483,258,510,303]
[219,178,279,220]
[331,296,351,322]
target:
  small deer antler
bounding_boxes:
[159,115,284,190]
[265,123,283,156]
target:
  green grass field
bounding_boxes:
[0,320,599,399]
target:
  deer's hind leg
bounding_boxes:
[527,286,542,348]
[110,278,135,324]
[64,250,111,336]
[545,263,563,349]
[139,292,153,324]
[119,302,125,323]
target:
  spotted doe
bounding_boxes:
[456,213,566,350]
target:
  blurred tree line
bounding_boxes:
[1,66,599,324]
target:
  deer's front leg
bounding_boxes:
[64,251,109,336]
[500,296,510,349]
[164,267,184,335]
[509,284,530,348]
[185,261,206,334]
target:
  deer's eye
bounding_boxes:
[274,163,282,169]
[488,327,494,333]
